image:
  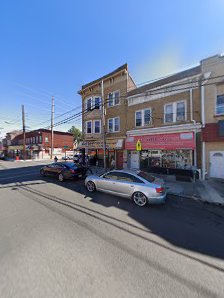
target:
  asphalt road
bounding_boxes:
[0,160,224,298]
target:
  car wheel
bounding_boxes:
[40,169,45,176]
[132,192,148,207]
[86,181,96,192]
[58,173,64,182]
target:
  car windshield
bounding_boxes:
[137,171,155,183]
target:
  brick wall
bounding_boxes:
[126,88,201,131]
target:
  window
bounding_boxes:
[137,171,155,183]
[86,97,101,111]
[36,136,38,144]
[103,172,117,180]
[87,98,92,111]
[86,121,92,134]
[135,109,151,127]
[108,90,120,107]
[94,97,101,109]
[176,102,185,121]
[108,117,120,132]
[39,135,42,143]
[115,172,144,183]
[32,137,35,143]
[114,117,120,132]
[216,94,224,115]
[165,104,173,123]
[45,137,49,143]
[164,101,186,123]
[94,120,101,133]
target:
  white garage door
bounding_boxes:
[210,151,224,178]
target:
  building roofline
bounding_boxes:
[78,63,128,94]
[127,65,201,97]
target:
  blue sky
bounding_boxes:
[0,0,224,137]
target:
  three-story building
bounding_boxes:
[79,64,135,168]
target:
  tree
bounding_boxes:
[68,126,82,143]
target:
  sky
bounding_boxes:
[0,0,224,138]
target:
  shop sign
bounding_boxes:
[78,139,124,150]
[125,132,195,150]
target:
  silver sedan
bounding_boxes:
[85,169,166,207]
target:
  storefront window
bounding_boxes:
[140,149,192,170]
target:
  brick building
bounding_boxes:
[79,64,135,168]
[7,129,73,159]
[201,55,224,179]
[125,66,202,174]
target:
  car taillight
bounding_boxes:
[70,169,77,174]
[156,187,164,193]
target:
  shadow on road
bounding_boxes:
[1,163,224,265]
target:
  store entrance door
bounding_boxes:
[116,150,123,169]
[131,151,139,169]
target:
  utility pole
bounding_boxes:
[101,80,107,171]
[51,96,54,159]
[22,105,26,160]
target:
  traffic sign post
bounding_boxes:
[136,140,142,151]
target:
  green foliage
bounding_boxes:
[68,126,82,142]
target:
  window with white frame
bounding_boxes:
[108,90,120,107]
[86,121,92,134]
[86,98,92,111]
[94,97,101,109]
[45,137,49,143]
[164,101,186,123]
[216,94,224,115]
[108,117,120,132]
[39,135,42,143]
[135,109,151,127]
[86,97,101,111]
[93,120,101,133]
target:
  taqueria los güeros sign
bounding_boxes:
[125,132,195,150]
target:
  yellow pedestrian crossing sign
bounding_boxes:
[136,139,142,151]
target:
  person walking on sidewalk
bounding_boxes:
[110,157,115,170]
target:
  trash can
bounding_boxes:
[15,156,19,161]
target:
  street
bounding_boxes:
[0,161,224,298]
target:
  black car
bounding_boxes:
[40,162,86,182]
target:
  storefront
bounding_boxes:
[78,139,124,168]
[125,132,196,172]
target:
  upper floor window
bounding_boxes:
[87,98,92,111]
[216,94,224,115]
[86,121,92,134]
[36,136,38,144]
[108,117,120,132]
[135,109,151,127]
[32,137,35,144]
[45,137,49,143]
[93,120,101,133]
[164,101,186,123]
[86,97,101,111]
[108,90,120,107]
[39,135,42,143]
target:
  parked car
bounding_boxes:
[40,162,86,182]
[62,155,74,161]
[85,169,166,207]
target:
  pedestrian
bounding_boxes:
[110,157,115,170]
[54,156,58,163]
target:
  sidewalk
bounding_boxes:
[90,166,224,206]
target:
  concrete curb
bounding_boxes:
[168,191,224,207]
